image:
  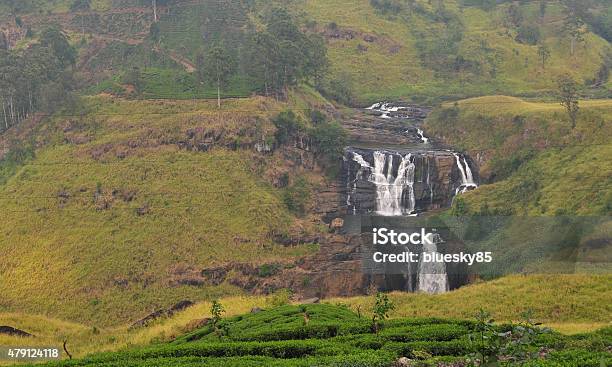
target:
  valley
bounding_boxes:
[0,0,610,365]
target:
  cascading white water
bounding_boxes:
[417,234,449,294]
[463,157,475,184]
[371,151,416,216]
[417,128,429,144]
[426,156,434,205]
[366,102,405,117]
[352,152,372,169]
[453,153,478,194]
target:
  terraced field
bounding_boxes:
[18,304,612,367]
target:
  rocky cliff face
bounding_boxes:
[192,102,479,299]
[303,102,479,296]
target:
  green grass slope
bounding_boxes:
[297,0,610,103]
[0,95,319,327]
[425,96,612,215]
[15,304,612,367]
[328,274,612,331]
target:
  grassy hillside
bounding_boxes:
[9,303,612,367]
[425,96,612,215]
[297,0,611,103]
[422,96,611,283]
[0,294,277,360]
[0,95,325,327]
[327,274,612,333]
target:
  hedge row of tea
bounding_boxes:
[24,304,611,367]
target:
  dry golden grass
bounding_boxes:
[444,95,612,116]
[325,274,612,328]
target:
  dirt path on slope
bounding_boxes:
[152,46,197,73]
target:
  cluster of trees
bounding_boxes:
[412,3,469,76]
[196,8,328,104]
[502,3,541,46]
[369,0,404,14]
[274,108,347,214]
[0,26,76,132]
[504,1,608,58]
[560,0,612,48]
[272,109,346,161]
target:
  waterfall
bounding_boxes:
[426,156,434,205]
[347,101,479,295]
[371,152,416,216]
[417,128,429,144]
[453,153,478,194]
[417,234,449,294]
[347,150,416,216]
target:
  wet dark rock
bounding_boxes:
[0,326,33,337]
[129,310,165,329]
[363,34,376,42]
[130,300,194,329]
[168,300,194,315]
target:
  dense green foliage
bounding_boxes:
[246,8,328,98]
[23,304,612,367]
[0,26,76,132]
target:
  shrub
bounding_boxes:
[283,176,311,215]
[383,339,474,357]
[272,110,303,145]
[380,324,470,342]
[309,110,327,125]
[258,263,281,278]
[311,121,346,159]
[516,23,541,45]
[371,292,395,334]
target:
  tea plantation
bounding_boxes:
[23,304,611,367]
